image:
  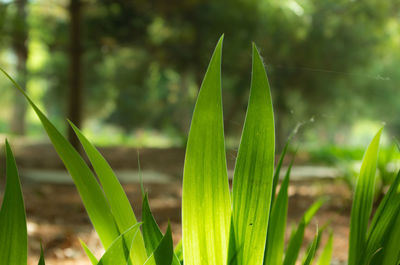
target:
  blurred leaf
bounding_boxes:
[283,198,325,265]
[80,240,98,265]
[348,129,382,265]
[0,140,27,265]
[366,170,400,264]
[38,245,45,265]
[302,229,320,265]
[316,231,334,265]
[174,241,183,264]
[182,36,231,265]
[381,211,400,265]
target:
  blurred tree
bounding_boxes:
[10,0,28,135]
[67,0,83,148]
[15,0,400,147]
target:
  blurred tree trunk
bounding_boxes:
[68,0,83,149]
[11,0,28,135]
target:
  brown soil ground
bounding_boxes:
[19,179,352,265]
[0,143,352,264]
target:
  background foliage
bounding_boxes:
[0,0,399,149]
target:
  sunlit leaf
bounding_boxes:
[231,43,275,265]
[70,122,147,263]
[182,35,231,265]
[97,223,141,265]
[0,68,120,248]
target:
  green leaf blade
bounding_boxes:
[0,140,28,265]
[38,245,46,265]
[283,199,324,265]
[141,193,181,265]
[97,223,141,265]
[316,231,334,265]
[264,161,293,265]
[182,36,231,265]
[231,44,275,265]
[0,69,121,248]
[70,122,148,264]
[81,240,99,265]
[348,129,382,265]
[144,225,174,265]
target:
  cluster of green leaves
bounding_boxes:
[1,37,400,265]
[348,131,400,265]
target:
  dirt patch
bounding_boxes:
[20,179,352,265]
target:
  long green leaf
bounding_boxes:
[97,223,141,265]
[0,68,120,248]
[231,43,275,265]
[348,129,382,265]
[70,122,147,263]
[264,160,293,265]
[0,140,27,265]
[182,35,231,265]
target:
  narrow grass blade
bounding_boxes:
[316,231,333,265]
[143,224,174,265]
[348,129,382,265]
[0,140,27,265]
[141,194,181,265]
[81,240,99,265]
[70,122,147,263]
[0,68,120,248]
[231,44,275,265]
[38,245,45,265]
[97,223,141,265]
[264,160,293,265]
[182,35,231,265]
[271,140,290,203]
[283,199,325,265]
[302,229,320,265]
